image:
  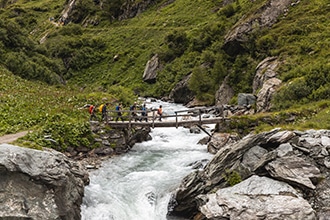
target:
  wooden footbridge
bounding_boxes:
[103,107,226,130]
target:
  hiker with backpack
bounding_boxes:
[89,104,97,121]
[141,103,148,122]
[115,103,124,122]
[100,103,109,122]
[157,105,163,121]
[130,102,139,122]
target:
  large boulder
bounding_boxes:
[198,175,316,220]
[168,129,330,219]
[143,54,159,84]
[252,57,283,112]
[169,74,195,104]
[215,76,235,105]
[0,144,89,220]
[253,56,280,93]
[237,93,256,106]
[256,77,282,112]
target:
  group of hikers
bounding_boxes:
[86,102,163,122]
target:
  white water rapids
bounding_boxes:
[81,100,214,220]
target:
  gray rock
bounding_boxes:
[207,132,240,154]
[266,156,321,190]
[169,74,195,104]
[0,144,89,220]
[169,129,280,217]
[267,130,295,145]
[190,126,201,134]
[198,175,315,220]
[276,143,293,157]
[169,128,330,218]
[242,145,268,171]
[253,56,280,93]
[215,75,235,106]
[237,93,256,106]
[313,176,330,219]
[223,0,293,56]
[143,54,159,84]
[256,77,282,112]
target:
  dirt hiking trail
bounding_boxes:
[0,131,29,144]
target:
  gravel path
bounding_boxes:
[0,131,29,144]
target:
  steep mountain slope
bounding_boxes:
[1,0,329,108]
[1,0,330,150]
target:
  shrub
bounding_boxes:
[218,4,236,18]
[256,34,275,54]
[164,30,189,58]
[224,170,242,186]
[58,24,83,36]
[272,78,312,110]
[310,84,330,101]
[107,85,137,107]
[305,64,330,91]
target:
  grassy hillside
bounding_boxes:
[0,65,123,150]
[1,0,330,150]
[2,0,327,105]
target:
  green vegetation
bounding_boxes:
[0,65,125,151]
[0,0,330,151]
[224,170,242,186]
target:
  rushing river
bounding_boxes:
[81,100,214,220]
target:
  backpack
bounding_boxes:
[89,105,94,114]
[115,105,120,111]
[99,104,104,113]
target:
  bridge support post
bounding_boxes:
[152,111,155,129]
[128,111,131,129]
[175,112,178,128]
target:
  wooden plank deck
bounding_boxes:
[106,117,226,128]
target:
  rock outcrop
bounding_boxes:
[67,122,152,168]
[215,76,235,106]
[143,54,159,84]
[0,144,89,220]
[253,56,280,93]
[118,0,161,20]
[253,57,282,112]
[58,0,76,24]
[256,77,282,112]
[168,129,330,219]
[223,0,294,56]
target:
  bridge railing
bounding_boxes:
[106,105,224,128]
